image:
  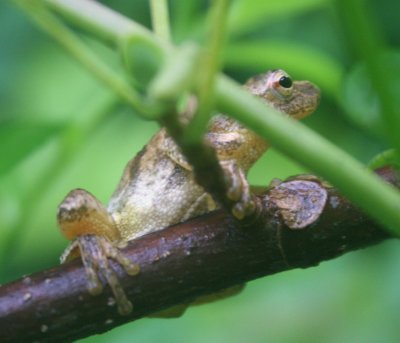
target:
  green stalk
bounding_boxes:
[15,0,157,118]
[46,0,153,43]
[184,0,230,143]
[150,0,171,42]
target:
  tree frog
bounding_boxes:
[57,70,320,315]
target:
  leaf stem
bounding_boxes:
[15,0,158,118]
[150,0,171,42]
[185,0,230,143]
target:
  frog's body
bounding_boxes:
[108,115,267,241]
[57,70,320,315]
[108,128,205,240]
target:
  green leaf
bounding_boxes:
[0,120,63,176]
[228,0,329,35]
[341,51,400,138]
[368,149,400,170]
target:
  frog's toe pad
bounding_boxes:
[221,160,255,219]
[85,266,104,295]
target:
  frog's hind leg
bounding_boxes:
[57,189,139,315]
[150,285,245,318]
[58,189,119,243]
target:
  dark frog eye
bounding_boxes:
[270,70,294,98]
[278,76,292,88]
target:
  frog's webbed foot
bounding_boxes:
[61,235,139,315]
[57,189,140,315]
[220,160,255,219]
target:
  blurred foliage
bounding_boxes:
[342,51,400,139]
[1,0,400,342]
[368,148,400,170]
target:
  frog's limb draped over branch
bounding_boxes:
[0,167,396,343]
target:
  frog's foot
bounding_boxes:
[61,235,139,315]
[57,189,140,315]
[220,160,255,219]
[80,235,139,315]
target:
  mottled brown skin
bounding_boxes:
[57,69,320,315]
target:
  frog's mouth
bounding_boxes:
[276,81,320,119]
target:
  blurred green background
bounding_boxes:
[1,0,400,342]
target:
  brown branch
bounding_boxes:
[0,167,398,343]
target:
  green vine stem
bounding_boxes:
[150,0,171,42]
[184,0,230,143]
[14,0,161,119]
[16,0,400,234]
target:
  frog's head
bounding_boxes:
[244,69,320,119]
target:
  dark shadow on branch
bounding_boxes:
[0,167,398,343]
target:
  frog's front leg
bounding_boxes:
[220,160,255,220]
[57,189,140,315]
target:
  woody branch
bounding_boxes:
[0,167,396,343]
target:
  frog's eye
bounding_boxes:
[278,76,292,88]
[271,70,293,98]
